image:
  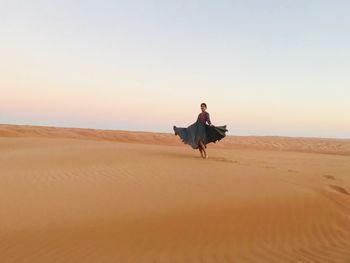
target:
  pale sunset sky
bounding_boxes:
[1,1,349,138]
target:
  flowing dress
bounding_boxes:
[173,112,228,149]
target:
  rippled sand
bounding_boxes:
[0,124,349,262]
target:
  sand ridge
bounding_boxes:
[1,124,350,156]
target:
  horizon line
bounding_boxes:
[1,123,349,141]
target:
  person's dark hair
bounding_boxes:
[200,103,207,108]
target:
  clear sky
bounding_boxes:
[1,0,349,138]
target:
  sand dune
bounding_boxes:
[1,124,350,156]
[0,125,349,262]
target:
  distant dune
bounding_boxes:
[1,124,350,155]
[1,124,349,262]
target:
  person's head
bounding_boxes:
[200,103,207,112]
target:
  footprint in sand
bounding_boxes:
[211,157,238,164]
[323,174,336,180]
[328,184,350,196]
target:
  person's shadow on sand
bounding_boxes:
[156,151,237,163]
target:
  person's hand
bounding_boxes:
[210,124,214,127]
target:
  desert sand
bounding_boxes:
[0,124,349,263]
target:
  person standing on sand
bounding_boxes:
[173,103,228,159]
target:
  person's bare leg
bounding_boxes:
[199,141,207,158]
[198,145,204,158]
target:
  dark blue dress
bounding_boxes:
[173,112,228,149]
